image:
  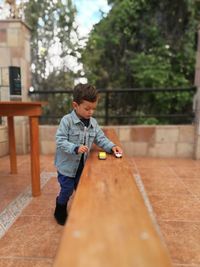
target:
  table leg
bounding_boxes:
[7,116,17,174]
[29,116,41,197]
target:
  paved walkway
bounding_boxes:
[0,154,200,267]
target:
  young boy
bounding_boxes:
[54,83,123,225]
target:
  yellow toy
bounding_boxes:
[98,151,107,160]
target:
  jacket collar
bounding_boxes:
[71,110,95,128]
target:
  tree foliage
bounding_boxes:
[24,0,79,90]
[23,0,81,120]
[82,0,200,89]
[81,0,199,124]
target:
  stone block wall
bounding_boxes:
[0,19,31,101]
[0,125,8,157]
[35,124,197,158]
[0,124,196,158]
[114,125,195,158]
[0,19,32,154]
[39,125,56,155]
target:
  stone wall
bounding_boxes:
[0,125,8,157]
[1,124,195,158]
[114,125,195,158]
[0,19,32,154]
[0,19,31,101]
[31,124,198,158]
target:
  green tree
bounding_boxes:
[81,0,199,124]
[23,0,81,122]
[24,0,79,90]
[82,0,200,88]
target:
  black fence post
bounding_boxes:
[28,87,196,125]
[105,91,109,125]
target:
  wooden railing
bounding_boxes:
[53,129,173,267]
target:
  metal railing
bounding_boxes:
[29,86,197,125]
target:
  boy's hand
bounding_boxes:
[78,145,89,154]
[111,145,123,154]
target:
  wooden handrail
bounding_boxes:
[53,129,173,267]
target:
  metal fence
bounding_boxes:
[29,87,197,125]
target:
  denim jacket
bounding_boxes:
[54,110,115,177]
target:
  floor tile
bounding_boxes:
[0,258,53,267]
[42,177,59,195]
[0,216,63,258]
[22,193,56,217]
[172,167,200,180]
[138,167,177,180]
[166,158,200,168]
[141,175,190,196]
[133,157,168,168]
[158,220,200,266]
[148,194,200,221]
[1,154,200,267]
[180,179,200,198]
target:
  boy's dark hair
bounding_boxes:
[73,83,98,104]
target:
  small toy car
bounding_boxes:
[115,152,122,158]
[98,151,107,160]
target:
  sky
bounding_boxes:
[0,0,111,82]
[72,0,111,82]
[0,0,111,41]
[73,0,111,38]
[0,0,111,36]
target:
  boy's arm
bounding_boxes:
[94,126,122,154]
[56,117,79,154]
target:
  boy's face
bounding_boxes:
[73,100,97,119]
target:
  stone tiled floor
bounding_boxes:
[0,154,200,267]
[131,157,200,267]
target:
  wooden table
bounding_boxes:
[53,129,173,267]
[0,101,43,197]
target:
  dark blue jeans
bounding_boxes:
[57,157,84,205]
